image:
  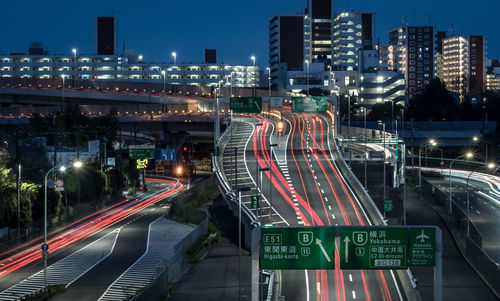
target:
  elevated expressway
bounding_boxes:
[212,110,418,301]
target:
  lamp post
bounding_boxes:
[43,161,82,289]
[269,143,278,223]
[362,107,367,189]
[161,70,166,113]
[259,167,270,223]
[61,74,66,112]
[449,152,473,212]
[473,136,488,163]
[72,48,77,88]
[17,163,21,241]
[251,56,256,96]
[172,52,177,65]
[305,60,310,97]
[255,123,263,201]
[266,67,271,97]
[418,139,437,187]
[237,186,251,301]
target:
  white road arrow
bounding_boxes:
[315,238,331,262]
[344,236,350,263]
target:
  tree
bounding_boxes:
[338,93,359,123]
[407,78,460,121]
[299,87,330,96]
[368,102,404,122]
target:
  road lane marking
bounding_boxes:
[349,274,353,282]
[321,189,325,194]
[352,291,357,299]
[318,183,321,187]
[328,206,332,210]
[332,214,336,220]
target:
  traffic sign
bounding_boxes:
[56,179,64,187]
[213,147,220,157]
[270,97,283,108]
[41,243,49,252]
[156,166,165,173]
[260,227,335,270]
[384,199,393,212]
[155,149,176,161]
[291,97,328,113]
[251,195,260,209]
[409,227,436,266]
[129,146,155,159]
[46,179,55,188]
[340,226,408,269]
[136,159,148,169]
[230,97,262,113]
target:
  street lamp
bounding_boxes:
[43,160,82,289]
[266,67,271,97]
[172,52,177,65]
[448,152,473,213]
[72,48,77,88]
[305,60,310,97]
[237,186,251,301]
[269,143,278,222]
[250,56,256,96]
[362,107,367,189]
[259,167,270,223]
[418,139,437,187]
[61,74,66,112]
[472,136,488,163]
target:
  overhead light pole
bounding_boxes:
[449,152,473,212]
[161,70,166,112]
[362,107,367,189]
[418,139,437,187]
[172,52,177,65]
[251,56,256,96]
[305,60,310,97]
[269,143,278,223]
[72,48,77,88]
[17,163,21,241]
[237,186,251,301]
[259,167,270,223]
[266,67,271,97]
[43,161,82,289]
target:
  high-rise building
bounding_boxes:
[439,36,470,100]
[486,59,500,92]
[204,49,217,64]
[469,35,487,99]
[96,17,117,55]
[307,0,333,66]
[389,24,434,95]
[332,12,374,71]
[269,15,305,90]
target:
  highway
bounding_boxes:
[426,174,500,262]
[0,178,182,300]
[226,111,405,300]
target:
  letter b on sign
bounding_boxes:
[352,231,368,246]
[298,231,314,246]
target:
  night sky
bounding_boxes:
[0,0,497,65]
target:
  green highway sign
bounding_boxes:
[213,147,219,156]
[384,199,393,212]
[291,97,328,113]
[129,147,155,159]
[340,226,408,269]
[251,195,260,209]
[260,227,335,270]
[230,97,262,113]
[409,227,436,266]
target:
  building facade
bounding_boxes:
[469,35,487,100]
[332,12,374,71]
[359,71,406,108]
[307,0,333,66]
[439,36,470,100]
[0,54,258,87]
[96,17,117,56]
[269,15,305,90]
[389,24,434,95]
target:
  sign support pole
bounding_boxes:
[434,227,443,301]
[251,227,260,301]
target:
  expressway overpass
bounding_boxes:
[212,110,419,301]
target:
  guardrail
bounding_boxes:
[330,124,421,300]
[419,176,500,298]
[212,121,258,224]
